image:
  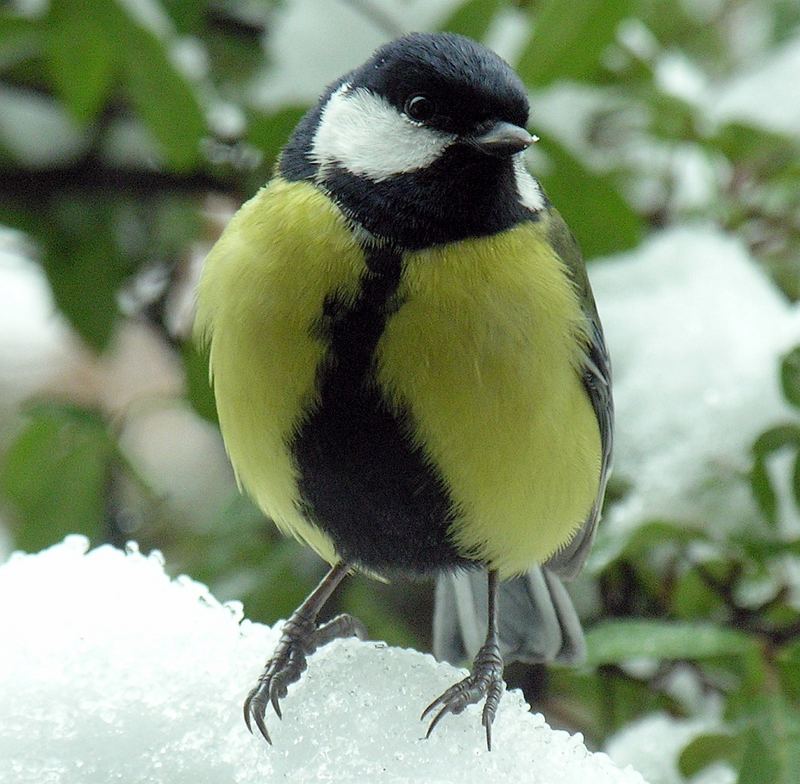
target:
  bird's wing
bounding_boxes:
[433,566,586,666]
[542,208,614,580]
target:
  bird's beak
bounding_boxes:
[468,121,537,158]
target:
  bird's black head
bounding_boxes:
[280,33,545,250]
[356,32,530,142]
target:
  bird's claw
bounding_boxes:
[421,643,505,750]
[243,612,366,743]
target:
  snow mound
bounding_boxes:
[710,34,800,136]
[607,713,735,784]
[0,537,648,783]
[591,225,800,562]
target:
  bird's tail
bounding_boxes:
[432,567,585,665]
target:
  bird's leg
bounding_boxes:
[422,569,505,750]
[243,561,365,742]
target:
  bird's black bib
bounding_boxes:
[291,245,472,575]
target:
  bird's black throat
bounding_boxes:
[320,148,534,249]
[280,132,537,250]
[291,244,473,575]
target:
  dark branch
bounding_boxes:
[0,158,235,205]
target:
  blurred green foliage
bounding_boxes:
[1,403,113,550]
[1,1,800,780]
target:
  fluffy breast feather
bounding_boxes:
[375,224,603,576]
[195,178,366,562]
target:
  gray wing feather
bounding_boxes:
[546,317,613,579]
[433,567,586,665]
[543,205,614,581]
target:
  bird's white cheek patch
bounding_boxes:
[310,83,456,182]
[513,156,545,212]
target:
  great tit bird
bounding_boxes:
[195,32,612,750]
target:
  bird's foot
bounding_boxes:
[244,611,366,743]
[422,639,505,750]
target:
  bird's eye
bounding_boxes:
[404,95,436,123]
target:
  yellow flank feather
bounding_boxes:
[195,178,366,562]
[376,223,602,577]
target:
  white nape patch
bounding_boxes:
[310,83,457,182]
[513,156,545,212]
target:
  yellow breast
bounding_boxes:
[376,226,602,575]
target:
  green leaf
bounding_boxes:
[673,568,723,620]
[439,0,501,41]
[732,535,800,561]
[584,619,759,667]
[547,666,682,738]
[781,346,800,409]
[340,579,420,650]
[680,701,800,784]
[710,122,798,167]
[534,139,642,258]
[0,12,42,70]
[679,732,739,778]
[645,89,699,144]
[739,726,783,784]
[244,539,319,622]
[792,451,800,512]
[753,424,800,455]
[179,497,315,625]
[46,0,117,122]
[112,2,205,171]
[247,106,308,164]
[40,200,130,350]
[776,641,800,703]
[679,696,800,784]
[750,424,800,524]
[516,0,635,86]
[756,696,800,783]
[749,424,800,525]
[752,454,779,526]
[1,405,113,552]
[161,0,206,33]
[618,519,705,560]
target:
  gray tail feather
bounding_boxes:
[432,567,586,666]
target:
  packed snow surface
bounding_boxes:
[590,225,800,562]
[0,537,648,784]
[607,713,735,784]
[710,34,800,136]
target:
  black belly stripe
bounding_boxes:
[291,245,473,575]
